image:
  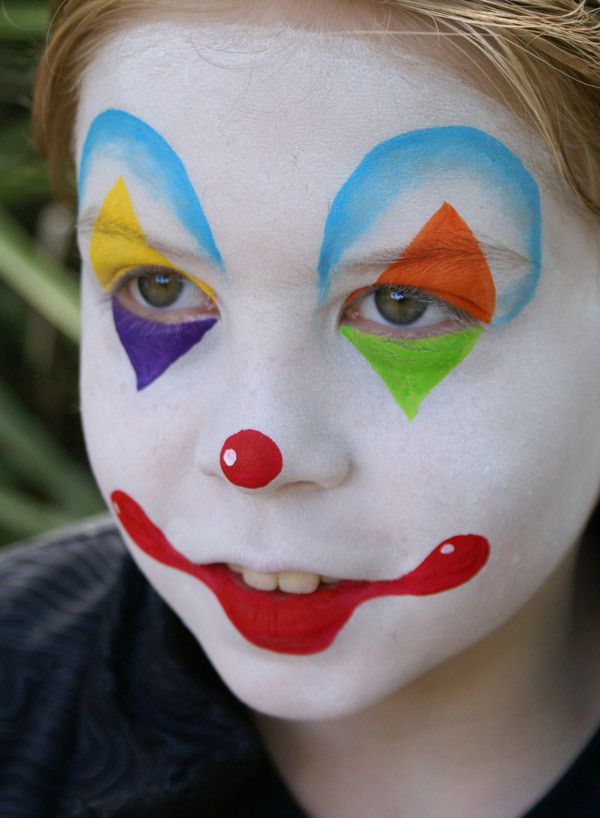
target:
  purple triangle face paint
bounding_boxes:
[112,298,217,389]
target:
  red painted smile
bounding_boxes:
[111,490,490,655]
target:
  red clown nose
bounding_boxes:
[220,429,283,489]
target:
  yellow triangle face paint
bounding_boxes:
[89,176,215,299]
[341,325,482,420]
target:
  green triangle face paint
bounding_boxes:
[341,325,482,420]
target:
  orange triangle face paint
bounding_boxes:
[378,202,496,323]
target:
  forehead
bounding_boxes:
[76,15,564,315]
[75,21,542,222]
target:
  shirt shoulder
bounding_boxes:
[522,726,600,818]
[0,519,267,818]
[0,516,131,648]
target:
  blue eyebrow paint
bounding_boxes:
[318,126,541,325]
[79,109,223,270]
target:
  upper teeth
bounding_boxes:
[228,563,338,594]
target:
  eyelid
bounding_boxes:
[343,283,480,333]
[340,203,497,324]
[106,264,216,303]
[346,282,469,315]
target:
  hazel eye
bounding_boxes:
[114,265,218,324]
[360,286,447,330]
[136,270,185,308]
[373,288,427,325]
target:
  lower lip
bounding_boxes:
[111,490,490,655]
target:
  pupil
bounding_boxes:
[374,288,427,325]
[138,272,184,308]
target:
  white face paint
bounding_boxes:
[76,15,600,720]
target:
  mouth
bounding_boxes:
[111,490,490,655]
[226,563,340,593]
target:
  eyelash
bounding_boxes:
[100,267,478,341]
[102,266,217,318]
[342,284,478,335]
[105,266,179,298]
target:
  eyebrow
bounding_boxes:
[343,241,530,274]
[80,209,530,292]
[77,208,221,271]
[341,242,529,324]
[79,108,223,271]
[337,236,533,312]
[318,125,541,325]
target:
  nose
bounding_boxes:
[194,329,352,492]
[220,429,283,489]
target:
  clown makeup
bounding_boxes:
[331,126,541,419]
[111,488,489,653]
[79,110,222,388]
[76,18,600,724]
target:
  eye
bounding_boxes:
[370,288,432,326]
[137,270,184,308]
[344,284,456,335]
[114,266,219,323]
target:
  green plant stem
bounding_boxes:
[0,3,48,40]
[0,206,80,342]
[0,486,75,541]
[0,376,102,514]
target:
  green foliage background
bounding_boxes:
[0,1,103,545]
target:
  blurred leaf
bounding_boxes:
[0,486,75,541]
[0,115,51,203]
[0,454,21,486]
[0,206,80,342]
[0,58,37,110]
[0,2,48,40]
[0,279,25,342]
[0,375,102,515]
[0,1,103,547]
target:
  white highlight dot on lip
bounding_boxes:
[440,543,455,554]
[223,449,237,466]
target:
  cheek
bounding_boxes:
[79,285,189,500]
[349,308,599,580]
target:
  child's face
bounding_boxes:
[76,16,600,719]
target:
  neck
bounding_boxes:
[255,547,600,818]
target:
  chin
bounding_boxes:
[186,607,444,722]
[206,650,386,722]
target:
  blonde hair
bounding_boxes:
[33,0,600,215]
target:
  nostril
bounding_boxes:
[220,429,283,489]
